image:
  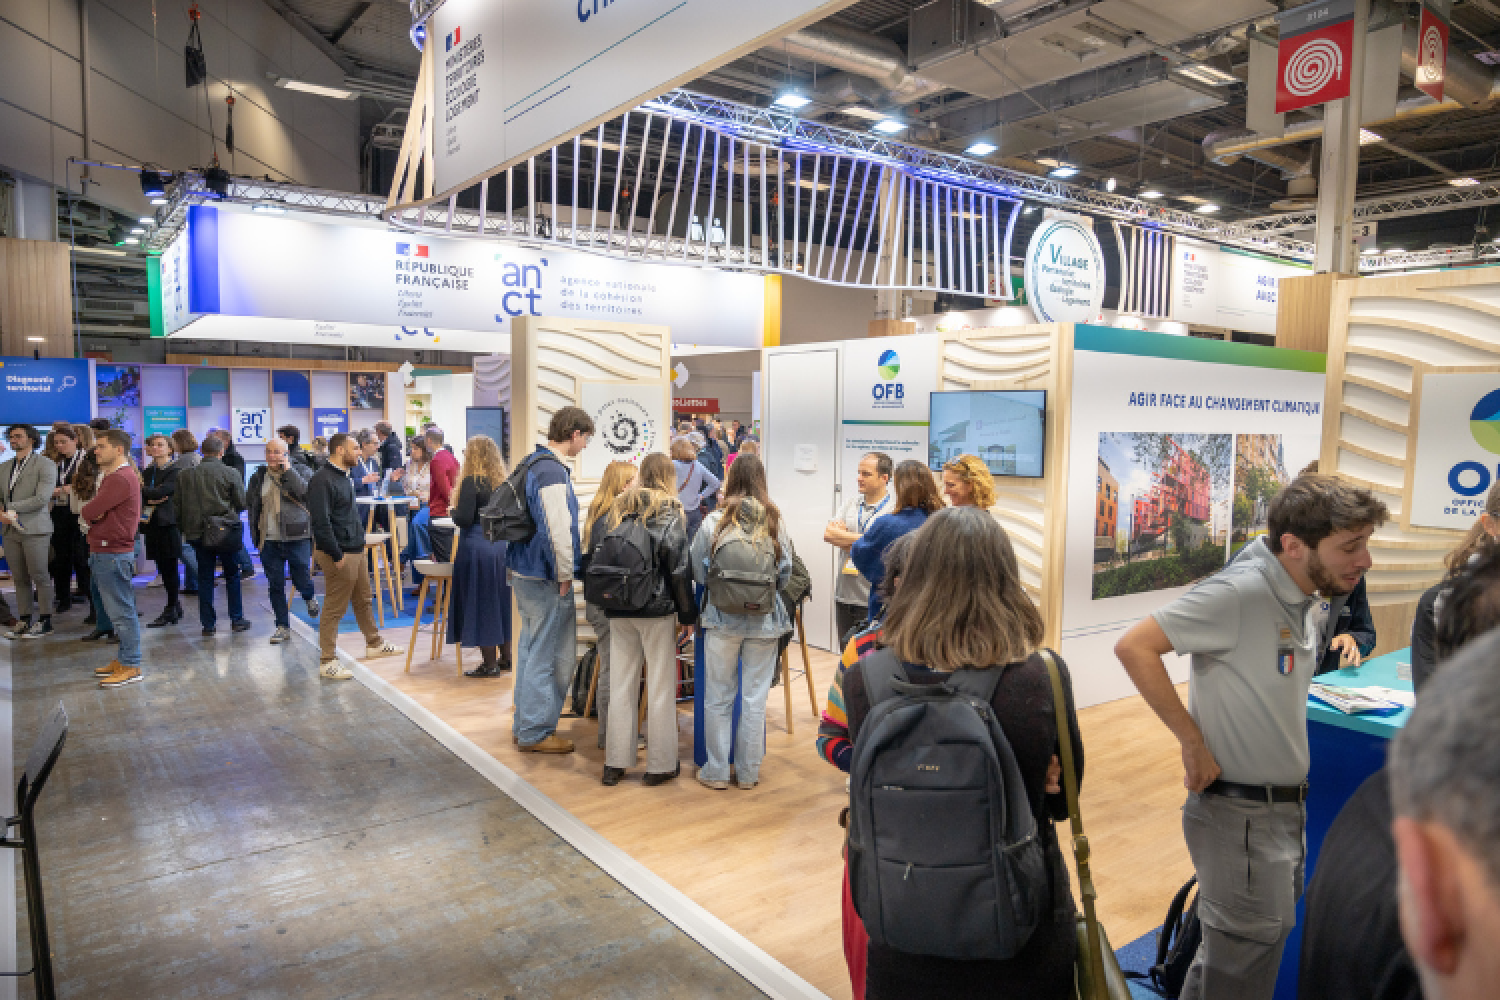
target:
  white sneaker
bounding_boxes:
[364,639,403,659]
[269,626,291,644]
[320,661,353,680]
[5,620,30,640]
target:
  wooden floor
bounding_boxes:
[340,627,1194,1000]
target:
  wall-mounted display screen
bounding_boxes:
[929,390,1047,478]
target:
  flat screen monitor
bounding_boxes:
[928,390,1047,478]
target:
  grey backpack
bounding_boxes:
[848,648,1049,961]
[706,518,778,615]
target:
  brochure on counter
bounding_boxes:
[1308,683,1406,715]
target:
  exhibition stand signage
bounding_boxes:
[1023,214,1105,323]
[1169,239,1308,336]
[839,336,940,494]
[1406,371,1500,530]
[0,359,91,427]
[1060,328,1327,702]
[157,205,764,351]
[313,407,349,439]
[428,0,851,195]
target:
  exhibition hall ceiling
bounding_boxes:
[268,0,1500,255]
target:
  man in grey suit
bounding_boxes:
[0,424,58,638]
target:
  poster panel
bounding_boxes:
[838,335,940,502]
[1408,372,1500,530]
[1059,328,1326,706]
[144,406,187,438]
[1170,239,1307,335]
[233,407,271,445]
[349,374,386,412]
[0,359,91,426]
[313,408,349,440]
[428,0,848,195]
[578,381,668,481]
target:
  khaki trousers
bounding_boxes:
[313,549,380,663]
[605,615,680,775]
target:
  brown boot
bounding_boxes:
[94,659,123,676]
[100,665,142,688]
[519,734,575,754]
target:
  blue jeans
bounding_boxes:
[179,541,198,590]
[701,632,779,784]
[90,552,140,667]
[512,576,577,745]
[90,575,111,632]
[193,541,244,629]
[260,538,315,627]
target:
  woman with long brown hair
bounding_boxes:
[688,454,793,791]
[842,507,1083,1000]
[448,435,513,677]
[582,460,640,750]
[592,452,696,787]
[851,459,942,622]
[169,428,201,596]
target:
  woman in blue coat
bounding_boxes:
[851,460,944,622]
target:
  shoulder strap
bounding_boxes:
[1040,647,1106,996]
[859,648,908,708]
[943,665,1005,704]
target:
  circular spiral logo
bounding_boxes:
[1418,24,1443,84]
[1470,389,1500,455]
[1283,37,1344,98]
[596,397,656,463]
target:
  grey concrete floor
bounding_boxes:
[10,592,763,999]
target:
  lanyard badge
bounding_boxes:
[1276,625,1296,676]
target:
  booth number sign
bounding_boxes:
[233,407,271,445]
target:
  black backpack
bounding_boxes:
[481,451,560,543]
[583,514,659,613]
[1149,876,1200,998]
[566,645,599,718]
[847,648,1049,961]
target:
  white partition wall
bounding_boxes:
[762,346,842,651]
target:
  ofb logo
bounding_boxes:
[878,350,901,381]
[1471,389,1500,455]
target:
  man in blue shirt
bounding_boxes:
[507,406,594,753]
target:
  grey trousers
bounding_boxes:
[4,529,54,619]
[1181,791,1306,1000]
[605,616,679,775]
[585,603,614,750]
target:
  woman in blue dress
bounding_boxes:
[448,435,513,677]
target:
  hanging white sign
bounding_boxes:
[428,0,851,196]
[1024,215,1106,324]
[1170,238,1307,335]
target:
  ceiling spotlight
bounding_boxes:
[1103,177,1117,193]
[1140,189,1164,200]
[1359,129,1383,145]
[25,337,44,343]
[1048,165,1079,179]
[204,165,231,198]
[965,141,998,156]
[137,216,154,225]
[409,22,426,52]
[872,119,907,134]
[150,197,167,205]
[1449,177,1481,187]
[773,91,811,110]
[1022,205,1037,214]
[130,227,145,234]
[123,237,139,244]
[1195,203,1220,213]
[139,170,167,198]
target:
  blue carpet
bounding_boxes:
[288,587,434,634]
[1116,925,1163,998]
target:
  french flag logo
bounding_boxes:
[396,243,429,257]
[446,26,460,51]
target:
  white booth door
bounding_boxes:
[765,348,840,651]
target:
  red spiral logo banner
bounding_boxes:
[1416,7,1448,101]
[1284,38,1343,97]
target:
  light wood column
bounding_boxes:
[0,238,73,357]
[1274,271,1354,353]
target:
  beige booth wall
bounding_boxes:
[1319,268,1500,656]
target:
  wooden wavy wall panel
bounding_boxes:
[1324,271,1500,655]
[939,325,1068,644]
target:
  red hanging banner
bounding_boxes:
[1415,5,1450,102]
[1275,0,1356,114]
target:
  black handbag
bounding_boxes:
[278,497,311,540]
[201,512,243,552]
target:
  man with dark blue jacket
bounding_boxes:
[507,406,594,753]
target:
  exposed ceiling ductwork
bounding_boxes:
[777,22,948,105]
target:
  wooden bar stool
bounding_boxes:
[780,604,821,734]
[405,559,462,674]
[364,532,399,629]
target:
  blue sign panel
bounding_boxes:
[313,407,348,439]
[0,358,91,426]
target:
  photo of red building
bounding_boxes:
[1130,436,1210,539]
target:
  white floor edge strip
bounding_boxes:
[288,617,828,1000]
[0,639,15,1000]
